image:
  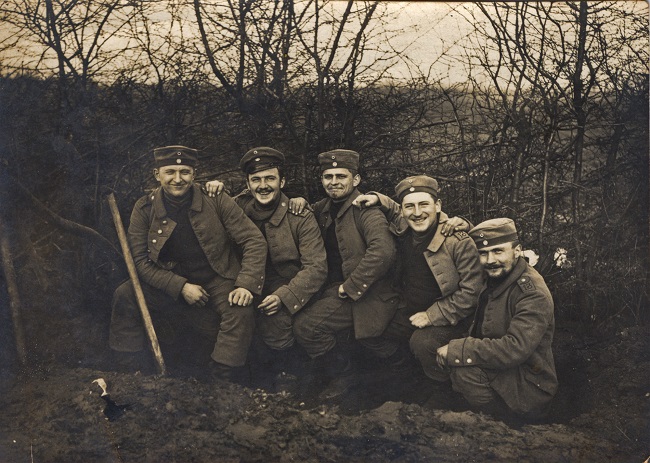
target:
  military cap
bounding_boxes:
[395,175,439,202]
[240,147,285,174]
[469,218,519,249]
[153,145,198,168]
[317,149,359,172]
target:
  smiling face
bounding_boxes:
[401,191,441,233]
[321,168,360,201]
[246,167,285,206]
[155,165,195,198]
[478,241,522,280]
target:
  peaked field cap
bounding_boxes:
[395,175,439,202]
[240,147,285,174]
[154,145,198,168]
[318,149,359,172]
[469,218,519,249]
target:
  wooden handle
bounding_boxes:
[0,217,27,365]
[107,193,166,375]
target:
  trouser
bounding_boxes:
[109,275,255,367]
[293,284,399,359]
[449,365,500,407]
[255,278,295,351]
[364,302,472,380]
[409,316,473,381]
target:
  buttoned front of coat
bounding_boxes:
[313,189,399,337]
[128,184,267,300]
[447,258,558,414]
[235,191,327,314]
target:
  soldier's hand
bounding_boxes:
[205,180,225,197]
[352,194,379,209]
[228,287,253,307]
[409,311,432,328]
[436,344,449,369]
[338,285,349,299]
[288,197,311,215]
[258,294,282,316]
[440,216,470,236]
[181,283,209,307]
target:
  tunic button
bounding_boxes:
[294,305,298,309]
[363,284,367,288]
[281,202,286,207]
[152,239,157,243]
[454,359,460,364]
[157,229,162,234]
[162,220,167,225]
[151,195,154,200]
[357,291,361,295]
[261,276,264,280]
[466,358,473,364]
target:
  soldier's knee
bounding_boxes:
[409,329,428,357]
[113,280,135,303]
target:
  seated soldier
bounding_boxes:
[109,146,267,382]
[437,218,558,419]
[205,147,327,389]
[353,175,484,393]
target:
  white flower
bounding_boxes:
[522,249,539,266]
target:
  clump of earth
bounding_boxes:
[0,324,647,462]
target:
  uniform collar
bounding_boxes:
[425,211,449,252]
[487,257,527,298]
[152,183,203,218]
[268,192,290,227]
[323,188,360,218]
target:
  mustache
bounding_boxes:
[485,264,503,269]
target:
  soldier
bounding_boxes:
[205,147,327,387]
[353,175,484,389]
[437,218,558,418]
[109,146,267,382]
[291,149,401,399]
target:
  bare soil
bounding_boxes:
[0,323,647,463]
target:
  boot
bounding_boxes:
[317,347,356,401]
[385,345,416,374]
[208,361,236,383]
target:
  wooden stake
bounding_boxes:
[0,216,27,365]
[107,193,166,375]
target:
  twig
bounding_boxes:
[8,174,122,258]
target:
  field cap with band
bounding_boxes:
[469,218,519,249]
[240,147,285,174]
[318,149,359,172]
[154,145,198,168]
[395,175,439,203]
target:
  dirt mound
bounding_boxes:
[0,326,647,462]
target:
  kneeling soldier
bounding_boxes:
[109,146,267,381]
[437,218,558,418]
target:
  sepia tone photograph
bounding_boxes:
[0,1,648,461]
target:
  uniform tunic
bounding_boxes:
[447,258,558,415]
[109,184,267,367]
[234,191,327,350]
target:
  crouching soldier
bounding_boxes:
[354,175,483,390]
[205,147,327,388]
[109,146,267,382]
[436,218,558,419]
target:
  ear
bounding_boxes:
[280,177,286,189]
[352,174,361,187]
[153,168,160,181]
[435,199,442,214]
[513,243,523,258]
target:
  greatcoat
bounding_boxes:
[447,257,558,414]
[234,191,327,313]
